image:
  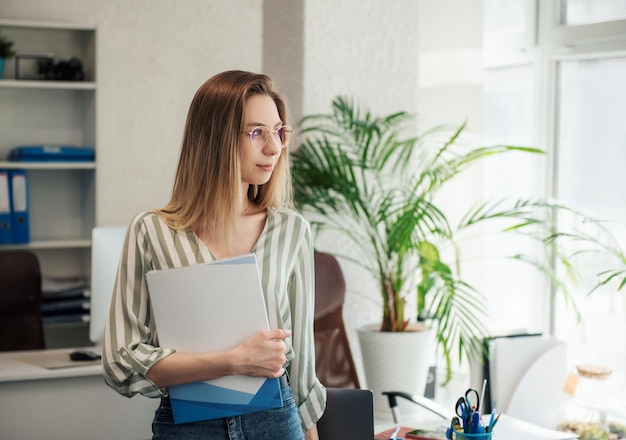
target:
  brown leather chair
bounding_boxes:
[0,250,45,351]
[314,251,360,389]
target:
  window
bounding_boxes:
[483,0,626,422]
[560,0,626,24]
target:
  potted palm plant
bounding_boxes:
[0,31,16,78]
[291,96,624,417]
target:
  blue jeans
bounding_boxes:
[152,384,304,440]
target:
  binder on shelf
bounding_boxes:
[0,170,13,244]
[146,253,283,424]
[42,313,91,325]
[9,169,30,244]
[42,297,91,315]
[9,145,95,162]
[42,277,91,301]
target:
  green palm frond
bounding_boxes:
[292,96,626,383]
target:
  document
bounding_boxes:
[9,169,30,244]
[493,414,577,440]
[0,170,12,244]
[146,254,283,424]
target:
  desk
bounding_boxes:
[0,347,156,440]
[375,415,578,440]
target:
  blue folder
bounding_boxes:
[9,169,30,244]
[169,377,283,424]
[9,145,94,162]
[0,170,13,244]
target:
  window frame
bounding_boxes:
[483,1,626,334]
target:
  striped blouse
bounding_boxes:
[102,209,326,430]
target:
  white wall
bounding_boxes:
[295,0,424,384]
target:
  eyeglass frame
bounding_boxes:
[240,125,295,150]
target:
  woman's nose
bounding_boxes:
[263,132,282,154]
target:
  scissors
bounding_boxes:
[464,388,484,433]
[463,387,480,413]
[454,397,468,432]
[445,416,462,439]
[456,389,481,433]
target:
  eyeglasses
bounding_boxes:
[241,125,294,149]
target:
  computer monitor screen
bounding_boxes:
[89,226,127,344]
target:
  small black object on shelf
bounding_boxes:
[15,53,84,81]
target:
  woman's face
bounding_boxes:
[240,94,283,187]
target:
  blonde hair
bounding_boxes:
[157,70,293,246]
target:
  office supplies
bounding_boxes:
[389,425,401,439]
[9,169,29,243]
[9,145,94,162]
[471,411,482,434]
[486,412,500,433]
[0,170,12,244]
[478,378,487,414]
[455,388,483,434]
[464,388,480,412]
[146,254,282,424]
[455,397,468,431]
[446,416,463,439]
[318,388,374,440]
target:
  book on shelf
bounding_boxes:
[42,297,90,314]
[42,313,90,325]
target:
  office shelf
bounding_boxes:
[0,19,97,348]
[0,161,95,170]
[0,79,96,90]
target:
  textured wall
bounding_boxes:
[300,0,422,385]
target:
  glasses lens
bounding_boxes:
[278,126,293,147]
[249,127,269,149]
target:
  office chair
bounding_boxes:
[382,391,453,424]
[317,388,375,440]
[313,251,360,389]
[0,250,45,351]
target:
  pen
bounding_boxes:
[486,412,500,433]
[478,378,487,415]
[389,426,400,440]
[488,409,496,429]
[471,411,481,434]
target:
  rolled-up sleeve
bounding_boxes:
[102,213,174,398]
[287,221,326,429]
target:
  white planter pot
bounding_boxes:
[357,323,433,423]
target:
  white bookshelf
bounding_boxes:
[0,19,97,348]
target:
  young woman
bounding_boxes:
[102,70,325,439]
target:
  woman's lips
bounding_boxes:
[258,164,274,172]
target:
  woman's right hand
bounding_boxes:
[230,329,291,378]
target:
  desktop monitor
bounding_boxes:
[89,226,127,344]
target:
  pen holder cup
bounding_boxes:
[453,431,492,439]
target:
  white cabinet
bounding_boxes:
[0,19,96,348]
